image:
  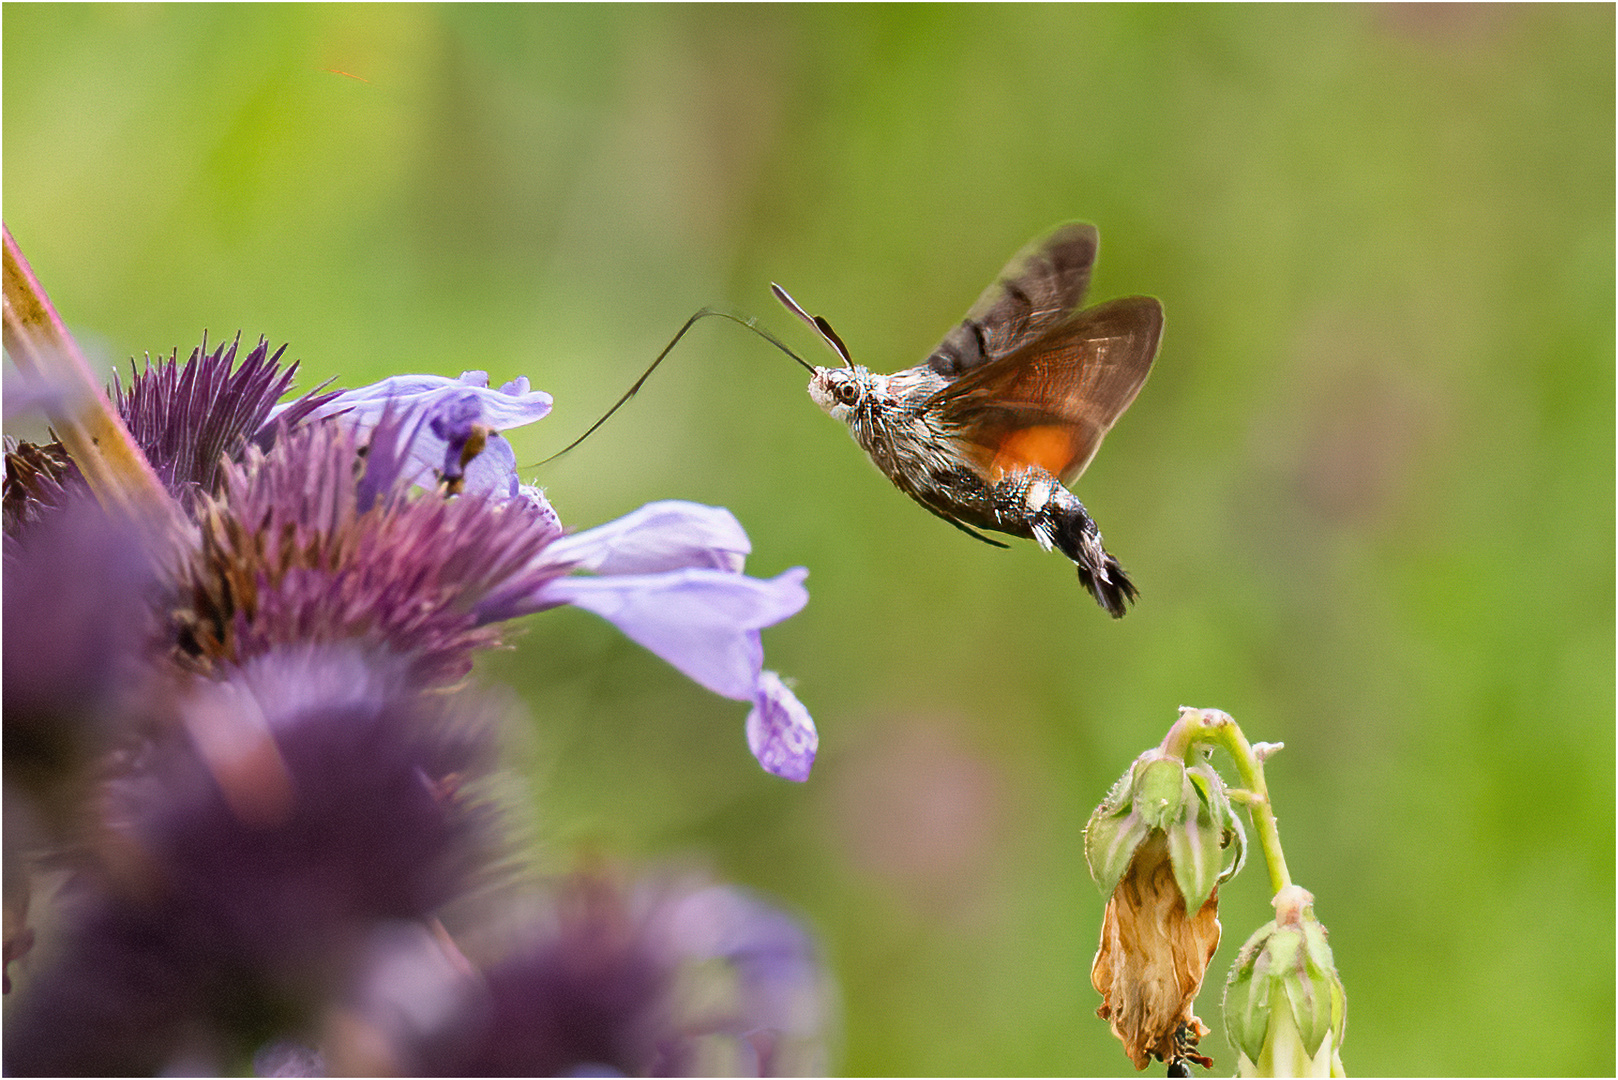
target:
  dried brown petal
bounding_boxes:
[1091,831,1221,1070]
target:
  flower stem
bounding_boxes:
[1176,707,1293,896]
[2,223,173,522]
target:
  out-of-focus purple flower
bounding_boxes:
[3,491,161,794]
[2,488,170,1002]
[252,1039,327,1078]
[2,644,504,1076]
[648,878,835,1076]
[398,870,832,1077]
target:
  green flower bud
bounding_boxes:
[1223,886,1346,1077]
[1084,751,1246,913]
[1136,757,1189,829]
[1084,763,1155,897]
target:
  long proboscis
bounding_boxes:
[534,307,815,467]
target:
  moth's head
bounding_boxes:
[808,365,867,421]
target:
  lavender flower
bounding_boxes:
[276,369,552,499]
[300,369,819,780]
[397,869,833,1077]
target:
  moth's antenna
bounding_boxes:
[535,307,814,466]
[771,282,854,369]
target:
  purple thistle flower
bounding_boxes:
[2,435,81,533]
[173,412,568,687]
[112,333,339,504]
[2,229,840,1075]
[10,331,817,778]
[2,644,505,1076]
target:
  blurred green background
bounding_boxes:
[5,5,1612,1075]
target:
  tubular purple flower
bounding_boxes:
[504,497,817,780]
[307,371,818,779]
[281,370,552,496]
[533,566,817,780]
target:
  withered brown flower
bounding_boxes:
[1091,831,1221,1070]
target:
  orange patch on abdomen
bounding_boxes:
[989,425,1076,480]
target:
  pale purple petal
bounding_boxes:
[283,370,552,432]
[274,371,551,492]
[536,568,808,700]
[745,672,818,781]
[462,432,519,498]
[428,391,482,481]
[543,501,750,576]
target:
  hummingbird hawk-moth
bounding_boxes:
[772,223,1162,616]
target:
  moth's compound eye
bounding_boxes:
[834,379,860,406]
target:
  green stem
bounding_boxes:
[1179,707,1292,896]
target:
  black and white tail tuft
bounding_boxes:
[1043,490,1137,618]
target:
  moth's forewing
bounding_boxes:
[931,295,1162,484]
[926,222,1100,378]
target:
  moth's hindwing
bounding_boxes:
[932,295,1162,485]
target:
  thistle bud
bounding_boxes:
[1222,885,1346,1077]
[1086,750,1245,1070]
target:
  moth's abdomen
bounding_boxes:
[991,470,1136,617]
